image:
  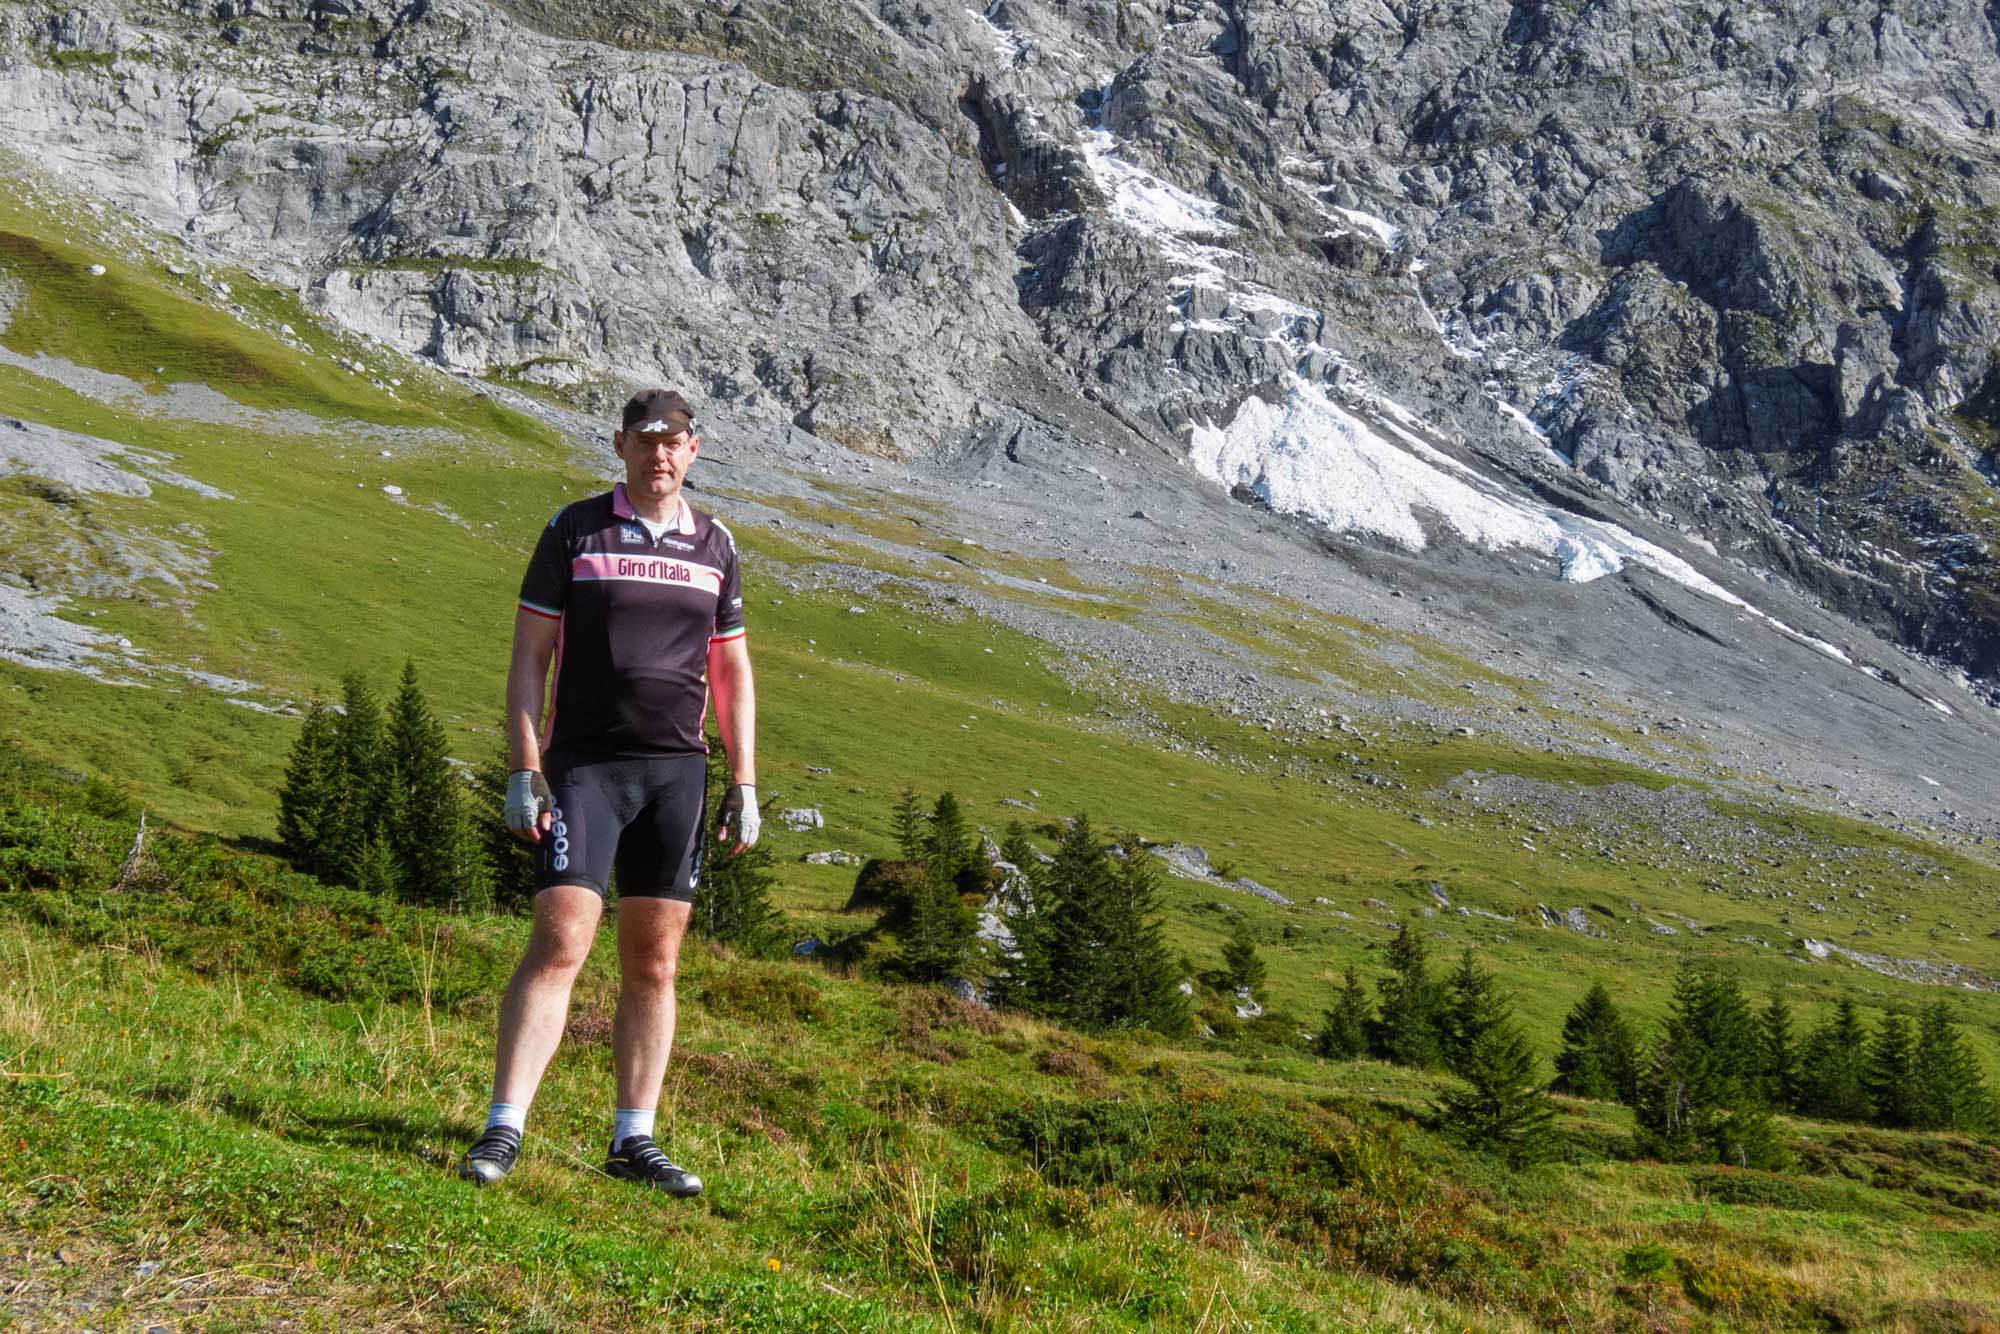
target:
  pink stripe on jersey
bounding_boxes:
[572,552,724,592]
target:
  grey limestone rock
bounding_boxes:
[2,0,1998,689]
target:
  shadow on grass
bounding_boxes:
[132,1080,471,1157]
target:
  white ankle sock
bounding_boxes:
[612,1108,656,1147]
[486,1102,527,1134]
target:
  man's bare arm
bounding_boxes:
[505,611,562,843]
[707,636,756,787]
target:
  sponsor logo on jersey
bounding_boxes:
[610,556,707,585]
[659,537,696,552]
[620,524,645,544]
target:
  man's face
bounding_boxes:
[614,428,700,504]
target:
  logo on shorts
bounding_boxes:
[620,524,645,544]
[550,805,570,873]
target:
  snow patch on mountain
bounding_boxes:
[1330,205,1402,249]
[1077,127,1235,272]
[965,4,1026,60]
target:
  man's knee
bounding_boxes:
[524,886,602,975]
[623,950,679,994]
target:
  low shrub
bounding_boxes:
[1688,1167,1865,1212]
[697,962,824,1024]
[2,786,515,1011]
[983,1085,1555,1311]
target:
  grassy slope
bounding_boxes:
[4,172,2000,1328]
[2,159,1997,1059]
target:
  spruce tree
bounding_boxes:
[1911,1001,1994,1133]
[1714,1100,1793,1171]
[1435,1009,1557,1165]
[1220,919,1267,995]
[329,671,393,892]
[1012,815,1117,1029]
[1006,814,1186,1033]
[470,743,539,911]
[998,822,1038,880]
[1316,966,1372,1060]
[926,792,979,887]
[1633,959,1759,1159]
[350,829,400,900]
[1097,849,1189,1035]
[897,861,978,983]
[1554,979,1637,1102]
[690,741,783,954]
[1367,925,1445,1069]
[385,660,463,908]
[1760,990,1799,1112]
[1442,948,1502,1076]
[891,786,928,862]
[1866,1012,1919,1129]
[276,698,341,877]
[981,822,1042,1010]
[1796,998,1871,1123]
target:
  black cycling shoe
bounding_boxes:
[457,1125,522,1185]
[605,1134,703,1197]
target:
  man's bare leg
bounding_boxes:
[603,896,702,1195]
[491,884,604,1107]
[611,896,693,1113]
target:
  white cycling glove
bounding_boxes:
[505,769,553,835]
[716,783,760,850]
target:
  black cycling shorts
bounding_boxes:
[536,751,708,902]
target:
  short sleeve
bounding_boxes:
[519,510,571,620]
[710,522,745,642]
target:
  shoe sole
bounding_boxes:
[606,1165,702,1197]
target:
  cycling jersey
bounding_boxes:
[518,484,745,758]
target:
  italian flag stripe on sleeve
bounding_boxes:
[520,599,562,620]
[709,626,747,643]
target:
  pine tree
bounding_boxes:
[1866,1012,1919,1129]
[891,786,928,862]
[329,671,393,892]
[1442,948,1503,1076]
[385,660,464,908]
[276,698,341,878]
[1554,979,1637,1102]
[925,792,978,888]
[897,861,978,982]
[690,741,783,954]
[1220,919,1267,995]
[1367,925,1445,1069]
[1796,998,1871,1123]
[1435,1011,1557,1165]
[1316,967,1372,1060]
[1760,990,1799,1112]
[1911,1001,1994,1133]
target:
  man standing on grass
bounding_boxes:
[457,388,759,1195]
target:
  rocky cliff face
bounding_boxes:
[3,0,1997,682]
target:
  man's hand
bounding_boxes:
[715,783,760,856]
[505,769,554,843]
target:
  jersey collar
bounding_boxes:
[611,484,696,534]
